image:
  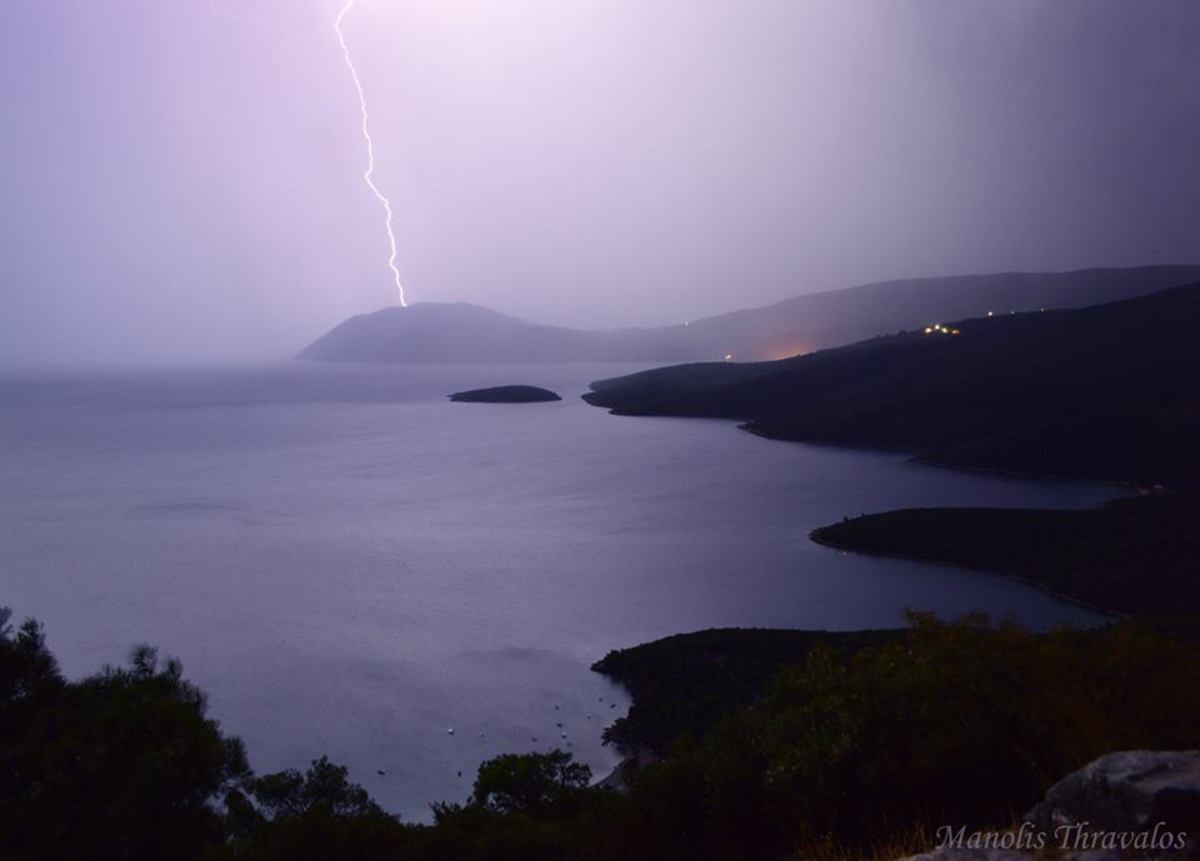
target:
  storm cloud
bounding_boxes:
[1,0,1196,363]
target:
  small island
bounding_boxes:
[448,385,562,403]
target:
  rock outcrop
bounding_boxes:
[901,751,1200,860]
[1028,751,1200,840]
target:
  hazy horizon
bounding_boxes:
[2,1,1198,364]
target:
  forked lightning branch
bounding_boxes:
[334,0,408,307]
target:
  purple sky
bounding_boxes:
[1,0,1198,364]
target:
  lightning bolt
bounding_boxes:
[334,0,408,306]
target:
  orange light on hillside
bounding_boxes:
[767,345,812,361]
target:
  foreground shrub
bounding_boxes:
[652,613,1200,856]
[5,608,1200,860]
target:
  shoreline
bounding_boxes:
[741,421,1137,495]
[593,748,657,793]
[807,528,1125,622]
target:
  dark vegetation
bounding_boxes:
[299,266,1200,364]
[591,627,898,754]
[0,611,248,860]
[585,280,1200,489]
[448,385,562,403]
[6,607,1200,860]
[811,495,1200,618]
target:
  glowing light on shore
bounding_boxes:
[334,0,408,306]
[924,323,960,336]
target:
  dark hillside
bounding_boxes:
[586,281,1200,488]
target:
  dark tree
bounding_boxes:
[0,621,248,861]
[471,750,592,817]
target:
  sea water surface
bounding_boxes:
[0,363,1116,819]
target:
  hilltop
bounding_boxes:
[298,302,696,363]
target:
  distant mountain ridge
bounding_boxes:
[298,265,1200,364]
[679,264,1200,359]
[298,302,696,363]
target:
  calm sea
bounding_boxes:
[0,362,1114,819]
